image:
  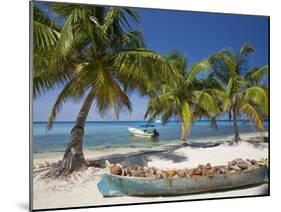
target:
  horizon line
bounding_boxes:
[33,119,268,123]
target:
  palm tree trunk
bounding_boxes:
[181,123,189,146]
[233,108,241,142]
[48,90,95,177]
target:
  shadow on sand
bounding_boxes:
[88,142,220,168]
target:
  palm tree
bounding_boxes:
[145,52,221,144]
[209,43,269,142]
[33,3,175,177]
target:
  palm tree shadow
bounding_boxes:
[88,142,220,168]
[89,149,188,167]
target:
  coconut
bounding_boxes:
[193,165,203,175]
[177,170,186,177]
[161,171,169,179]
[237,161,249,170]
[251,159,258,165]
[110,165,122,175]
[167,170,177,177]
[205,163,212,170]
[230,165,242,171]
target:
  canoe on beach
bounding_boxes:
[97,166,268,197]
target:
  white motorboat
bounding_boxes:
[128,125,159,138]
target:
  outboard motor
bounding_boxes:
[153,129,160,137]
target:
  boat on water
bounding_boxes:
[155,119,162,123]
[128,124,159,138]
[97,166,268,197]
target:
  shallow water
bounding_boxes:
[32,120,268,154]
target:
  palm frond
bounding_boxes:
[52,7,108,63]
[33,20,60,50]
[244,86,268,117]
[237,43,255,73]
[161,107,175,124]
[208,65,229,85]
[112,48,177,95]
[193,91,221,117]
[223,98,232,112]
[50,3,84,17]
[145,92,178,122]
[209,51,237,79]
[33,6,61,50]
[111,30,145,51]
[33,67,72,97]
[47,74,90,130]
[102,7,140,37]
[245,65,269,85]
[88,61,132,119]
[210,88,227,101]
[184,61,210,86]
[193,78,223,91]
[166,51,187,76]
[240,102,263,131]
[225,78,234,97]
[51,11,75,62]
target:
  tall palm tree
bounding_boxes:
[33,3,175,177]
[209,43,269,142]
[145,52,221,144]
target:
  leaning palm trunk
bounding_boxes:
[233,108,241,142]
[46,90,95,177]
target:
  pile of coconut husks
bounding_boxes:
[109,158,267,179]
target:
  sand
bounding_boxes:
[147,142,267,169]
[32,133,269,210]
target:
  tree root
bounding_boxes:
[41,126,88,179]
[42,156,88,179]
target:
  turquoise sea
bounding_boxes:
[32,120,268,154]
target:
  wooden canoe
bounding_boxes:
[97,166,268,197]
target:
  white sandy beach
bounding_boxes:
[32,133,269,210]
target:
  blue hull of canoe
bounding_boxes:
[97,166,268,197]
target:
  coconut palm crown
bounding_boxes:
[145,52,221,143]
[209,43,269,142]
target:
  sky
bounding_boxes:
[33,2,269,122]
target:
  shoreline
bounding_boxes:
[33,131,268,165]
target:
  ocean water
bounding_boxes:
[32,120,268,154]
